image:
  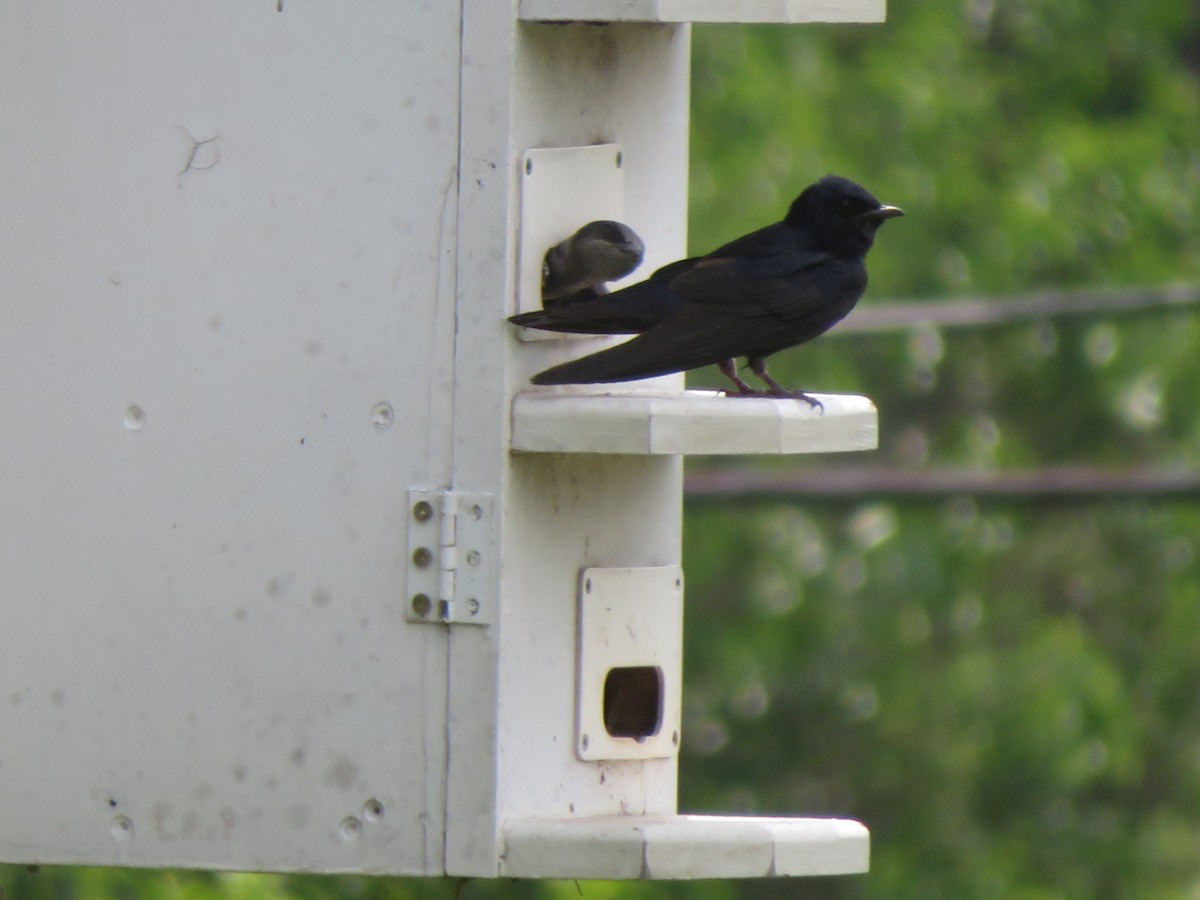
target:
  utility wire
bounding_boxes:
[837,283,1200,334]
[683,284,1200,504]
[684,465,1200,503]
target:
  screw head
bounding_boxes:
[411,593,432,617]
[465,598,480,616]
[413,501,433,522]
[412,546,433,568]
[362,799,384,822]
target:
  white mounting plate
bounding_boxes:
[577,566,683,761]
[511,390,878,455]
[501,814,870,879]
[518,0,886,23]
[517,143,631,336]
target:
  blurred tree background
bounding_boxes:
[4,0,1199,897]
[682,1,1200,897]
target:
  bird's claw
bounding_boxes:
[769,387,824,413]
[720,386,824,413]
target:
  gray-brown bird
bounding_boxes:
[541,220,645,307]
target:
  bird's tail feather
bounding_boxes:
[530,311,769,385]
[510,308,645,335]
[509,273,691,335]
[530,338,679,384]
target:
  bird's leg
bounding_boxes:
[718,359,766,397]
[748,357,824,413]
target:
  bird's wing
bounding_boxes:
[666,250,838,319]
[531,303,789,385]
[510,280,686,334]
[511,255,702,334]
[703,221,804,260]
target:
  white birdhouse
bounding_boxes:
[0,0,884,882]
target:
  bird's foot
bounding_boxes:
[766,386,825,413]
[719,386,771,399]
[745,359,824,413]
[719,385,823,412]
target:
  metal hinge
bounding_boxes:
[406,489,494,626]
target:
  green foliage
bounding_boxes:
[679,1,1200,897]
[681,501,1200,898]
[690,4,1200,299]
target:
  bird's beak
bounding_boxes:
[858,205,905,224]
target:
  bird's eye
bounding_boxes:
[840,199,852,210]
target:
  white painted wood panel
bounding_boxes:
[0,2,459,874]
[442,18,693,877]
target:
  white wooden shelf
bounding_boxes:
[510,390,877,455]
[502,814,869,879]
[518,0,886,24]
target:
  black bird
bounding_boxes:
[510,175,903,409]
[541,220,645,307]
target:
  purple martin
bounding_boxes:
[511,176,903,409]
[541,220,645,307]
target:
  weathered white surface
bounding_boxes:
[519,0,886,24]
[511,390,879,455]
[447,21,694,877]
[0,2,459,875]
[502,814,870,879]
[438,15,694,877]
[517,144,628,327]
[441,0,516,875]
[576,566,683,761]
[1,4,877,882]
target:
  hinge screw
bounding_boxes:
[411,593,432,617]
[412,547,433,568]
[465,598,480,616]
[412,501,433,522]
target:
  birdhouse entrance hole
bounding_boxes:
[603,665,663,740]
[576,566,682,761]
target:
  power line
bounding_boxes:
[684,465,1200,503]
[684,286,1200,503]
[837,283,1200,334]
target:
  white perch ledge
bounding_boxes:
[510,389,878,455]
[501,814,870,879]
[518,0,886,24]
